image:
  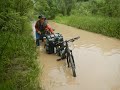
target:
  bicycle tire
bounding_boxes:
[71,54,76,68]
[69,55,76,77]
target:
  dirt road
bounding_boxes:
[33,21,120,90]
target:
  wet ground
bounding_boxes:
[33,21,120,90]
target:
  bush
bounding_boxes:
[0,15,41,89]
[0,1,41,89]
[54,15,120,39]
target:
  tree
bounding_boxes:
[34,0,77,18]
[103,0,120,17]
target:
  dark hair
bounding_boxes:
[38,14,46,19]
[38,15,42,19]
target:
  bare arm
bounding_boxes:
[45,24,54,34]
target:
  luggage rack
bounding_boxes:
[45,33,64,54]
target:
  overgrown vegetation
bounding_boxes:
[34,0,76,19]
[55,15,120,39]
[34,0,120,39]
[34,0,120,18]
[0,0,41,90]
[70,0,120,17]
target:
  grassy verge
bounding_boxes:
[0,21,41,90]
[54,15,120,39]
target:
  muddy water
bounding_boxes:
[33,21,120,90]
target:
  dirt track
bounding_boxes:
[33,21,120,90]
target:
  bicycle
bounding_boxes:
[56,36,80,77]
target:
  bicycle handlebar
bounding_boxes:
[67,36,80,42]
[56,36,80,45]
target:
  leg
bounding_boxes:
[42,34,46,48]
[36,32,40,46]
[36,39,40,46]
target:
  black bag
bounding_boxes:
[45,33,64,54]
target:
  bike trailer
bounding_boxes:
[45,33,64,54]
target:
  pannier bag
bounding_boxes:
[45,33,64,54]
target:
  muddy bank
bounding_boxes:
[33,21,120,90]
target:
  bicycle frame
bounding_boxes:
[56,36,80,77]
[63,41,75,68]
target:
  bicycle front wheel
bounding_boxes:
[69,55,76,77]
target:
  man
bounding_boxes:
[35,15,54,46]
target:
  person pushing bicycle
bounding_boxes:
[35,15,54,46]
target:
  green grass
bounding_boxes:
[0,22,42,90]
[54,15,120,39]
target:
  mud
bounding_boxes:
[33,21,120,90]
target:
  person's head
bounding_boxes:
[38,15,46,23]
[43,20,48,27]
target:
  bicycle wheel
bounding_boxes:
[71,54,76,68]
[69,55,76,77]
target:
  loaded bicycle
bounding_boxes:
[56,36,80,77]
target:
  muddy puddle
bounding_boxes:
[33,21,120,90]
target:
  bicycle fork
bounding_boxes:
[67,50,75,68]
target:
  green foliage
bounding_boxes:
[34,0,49,17]
[72,0,120,17]
[0,0,41,90]
[0,23,40,90]
[34,0,77,19]
[103,0,120,17]
[13,0,34,16]
[34,0,120,18]
[54,0,120,39]
[71,0,105,15]
[54,15,120,39]
[77,0,89,1]
[71,1,92,15]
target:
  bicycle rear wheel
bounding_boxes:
[69,55,76,77]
